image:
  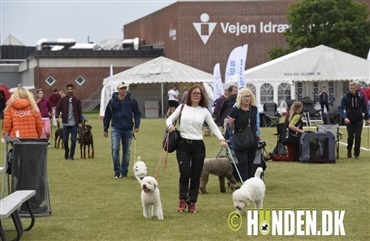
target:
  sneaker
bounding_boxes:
[113,174,120,179]
[177,199,187,212]
[354,155,359,159]
[121,174,127,178]
[347,151,352,158]
[188,202,197,213]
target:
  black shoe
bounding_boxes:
[354,155,359,159]
[347,151,352,158]
[69,157,74,160]
[268,152,274,161]
[64,153,68,160]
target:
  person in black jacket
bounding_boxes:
[55,84,83,160]
[318,86,329,114]
[339,82,370,159]
[103,82,141,178]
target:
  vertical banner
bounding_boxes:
[237,44,248,91]
[225,46,242,83]
[213,63,224,101]
[109,65,114,98]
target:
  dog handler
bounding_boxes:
[103,82,141,178]
[166,84,228,213]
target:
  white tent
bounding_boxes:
[243,45,370,106]
[100,56,214,118]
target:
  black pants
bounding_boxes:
[320,102,329,113]
[346,120,363,157]
[234,143,258,181]
[176,138,205,203]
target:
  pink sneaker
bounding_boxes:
[177,199,187,212]
[188,202,197,213]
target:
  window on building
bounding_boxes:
[246,83,256,96]
[75,76,86,86]
[45,76,56,86]
[277,83,291,103]
[260,83,274,104]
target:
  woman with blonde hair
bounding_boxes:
[226,87,260,181]
[268,101,305,162]
[2,87,43,138]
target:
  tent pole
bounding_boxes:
[161,83,164,117]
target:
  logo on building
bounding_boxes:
[228,209,346,236]
[193,13,217,44]
[193,13,290,44]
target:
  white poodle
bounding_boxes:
[141,176,164,220]
[133,156,147,183]
[232,167,265,211]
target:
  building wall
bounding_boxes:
[124,1,292,74]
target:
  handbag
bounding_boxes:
[232,111,255,151]
[162,104,185,153]
[233,126,255,151]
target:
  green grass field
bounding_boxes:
[1,113,369,241]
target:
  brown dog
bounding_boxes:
[54,128,63,149]
[79,124,94,159]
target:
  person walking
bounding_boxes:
[49,88,61,127]
[267,101,305,162]
[165,84,179,118]
[339,82,370,159]
[226,87,260,181]
[36,89,52,144]
[2,87,43,139]
[103,82,141,178]
[215,85,237,128]
[55,84,83,160]
[180,86,188,104]
[166,84,228,213]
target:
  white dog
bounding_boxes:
[232,167,265,211]
[133,156,147,183]
[141,176,164,220]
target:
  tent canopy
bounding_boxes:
[100,56,214,118]
[102,56,214,85]
[244,45,370,83]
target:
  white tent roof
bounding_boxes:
[100,56,214,118]
[244,45,370,83]
[102,56,214,85]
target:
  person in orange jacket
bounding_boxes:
[2,87,43,139]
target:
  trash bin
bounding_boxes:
[11,139,51,216]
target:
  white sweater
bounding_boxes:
[166,104,224,141]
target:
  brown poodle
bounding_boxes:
[199,156,237,194]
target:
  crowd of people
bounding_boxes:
[1,81,369,214]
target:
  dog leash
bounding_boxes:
[132,133,137,163]
[154,136,170,179]
[225,146,244,185]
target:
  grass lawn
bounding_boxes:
[1,112,369,241]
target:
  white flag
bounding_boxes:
[225,46,242,83]
[213,63,224,101]
[237,44,248,91]
[109,65,114,99]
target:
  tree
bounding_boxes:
[269,0,370,59]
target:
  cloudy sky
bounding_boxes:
[0,0,176,46]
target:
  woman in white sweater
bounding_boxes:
[166,84,228,213]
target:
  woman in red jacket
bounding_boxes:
[2,87,43,139]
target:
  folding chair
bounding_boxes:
[317,124,342,159]
[301,97,323,126]
[263,102,280,127]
